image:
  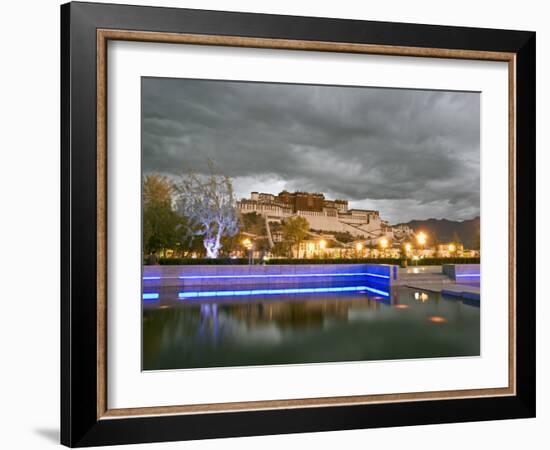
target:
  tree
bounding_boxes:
[240,212,266,236]
[272,241,291,257]
[282,216,310,257]
[142,174,183,255]
[173,161,239,258]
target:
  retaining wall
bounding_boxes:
[143,263,399,287]
[442,264,480,281]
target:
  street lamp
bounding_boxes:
[307,242,315,258]
[242,238,253,265]
[415,232,427,265]
[416,232,427,246]
[379,237,388,258]
[403,242,412,264]
[448,243,456,256]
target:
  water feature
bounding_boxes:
[142,281,479,370]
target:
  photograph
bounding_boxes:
[55,1,537,446]
[141,77,482,371]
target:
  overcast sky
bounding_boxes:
[142,77,480,224]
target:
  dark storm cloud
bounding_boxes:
[142,78,480,223]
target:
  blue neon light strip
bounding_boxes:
[363,286,392,297]
[143,276,161,280]
[142,293,159,300]
[173,272,389,280]
[178,285,389,299]
[456,274,481,278]
[364,273,391,279]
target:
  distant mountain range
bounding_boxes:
[394,217,480,248]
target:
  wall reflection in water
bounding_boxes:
[143,285,479,370]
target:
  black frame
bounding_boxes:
[61,2,536,447]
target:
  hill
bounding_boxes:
[395,217,480,249]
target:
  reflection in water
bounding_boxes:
[427,315,448,324]
[143,285,479,370]
[414,292,430,302]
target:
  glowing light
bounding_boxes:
[448,243,456,253]
[414,291,429,302]
[379,238,388,249]
[405,243,412,252]
[364,286,391,297]
[394,304,409,309]
[178,285,390,299]
[364,273,390,279]
[356,242,364,252]
[143,276,161,280]
[242,238,252,249]
[416,232,427,246]
[456,273,480,278]
[319,239,326,249]
[307,242,315,252]
[142,293,159,300]
[428,315,447,324]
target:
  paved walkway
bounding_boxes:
[404,281,480,301]
[400,265,443,274]
[400,265,480,301]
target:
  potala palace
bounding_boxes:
[237,190,413,244]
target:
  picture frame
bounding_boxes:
[60,1,536,447]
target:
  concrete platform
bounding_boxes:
[441,285,480,301]
[404,282,480,301]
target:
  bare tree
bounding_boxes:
[174,161,239,258]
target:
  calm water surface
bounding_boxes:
[142,283,480,370]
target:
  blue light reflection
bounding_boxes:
[178,285,389,299]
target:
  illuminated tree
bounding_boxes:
[174,162,239,258]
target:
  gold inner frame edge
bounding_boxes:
[96,29,517,420]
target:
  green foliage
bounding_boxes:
[253,237,271,252]
[156,256,480,266]
[271,242,291,257]
[143,174,187,254]
[267,258,403,265]
[412,257,480,266]
[157,257,250,265]
[282,216,309,255]
[240,212,266,235]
